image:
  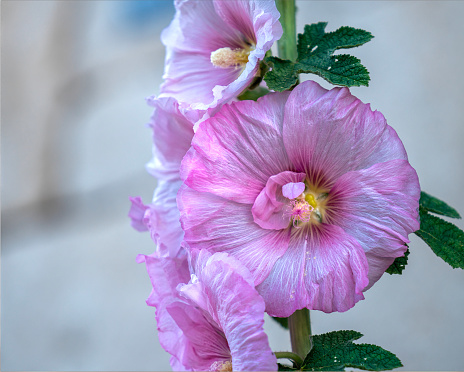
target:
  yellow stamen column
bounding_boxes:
[210,47,250,69]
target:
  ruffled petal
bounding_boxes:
[128,196,149,232]
[257,225,369,316]
[213,0,283,56]
[142,179,184,258]
[181,92,292,204]
[137,252,191,367]
[181,250,277,371]
[145,96,194,181]
[328,159,420,288]
[162,0,242,54]
[283,81,408,185]
[170,355,192,372]
[166,301,231,371]
[178,184,291,285]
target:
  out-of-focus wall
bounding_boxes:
[2,1,464,371]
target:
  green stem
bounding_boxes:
[274,351,304,367]
[288,308,312,359]
[276,0,297,61]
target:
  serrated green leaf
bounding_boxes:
[297,22,328,59]
[263,22,373,90]
[302,331,362,371]
[263,56,299,92]
[298,23,373,61]
[302,330,402,371]
[296,54,370,87]
[343,343,403,371]
[415,210,464,269]
[272,316,289,329]
[311,330,363,349]
[419,191,461,219]
[385,249,409,275]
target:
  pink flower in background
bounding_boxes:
[179,80,420,316]
[160,0,282,112]
[138,250,277,371]
[129,96,194,257]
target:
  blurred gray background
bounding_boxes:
[1,1,464,371]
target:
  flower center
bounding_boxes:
[210,47,250,69]
[210,360,232,372]
[285,185,329,227]
[288,198,314,227]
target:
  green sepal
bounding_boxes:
[301,330,402,371]
[263,22,373,91]
[385,249,409,275]
[419,191,461,219]
[237,86,270,101]
[272,316,289,330]
[415,210,464,269]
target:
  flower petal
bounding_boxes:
[145,96,194,181]
[329,159,420,288]
[178,184,291,285]
[182,250,277,371]
[283,81,408,184]
[181,92,292,204]
[257,225,369,316]
[128,196,149,232]
[142,180,184,258]
[166,301,231,371]
[137,252,191,367]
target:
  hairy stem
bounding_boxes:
[288,308,312,359]
[276,0,297,61]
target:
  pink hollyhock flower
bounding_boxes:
[137,250,277,371]
[136,250,191,370]
[159,0,282,112]
[129,96,194,257]
[178,80,421,316]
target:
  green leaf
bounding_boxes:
[297,24,374,60]
[296,54,370,88]
[415,210,464,269]
[272,316,289,329]
[263,22,373,91]
[385,249,409,275]
[311,330,363,348]
[302,330,402,371]
[263,56,299,92]
[419,191,461,219]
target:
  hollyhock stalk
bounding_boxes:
[276,0,297,61]
[276,0,312,359]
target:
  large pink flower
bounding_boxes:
[138,250,277,371]
[179,80,421,316]
[159,0,282,112]
[129,96,194,258]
